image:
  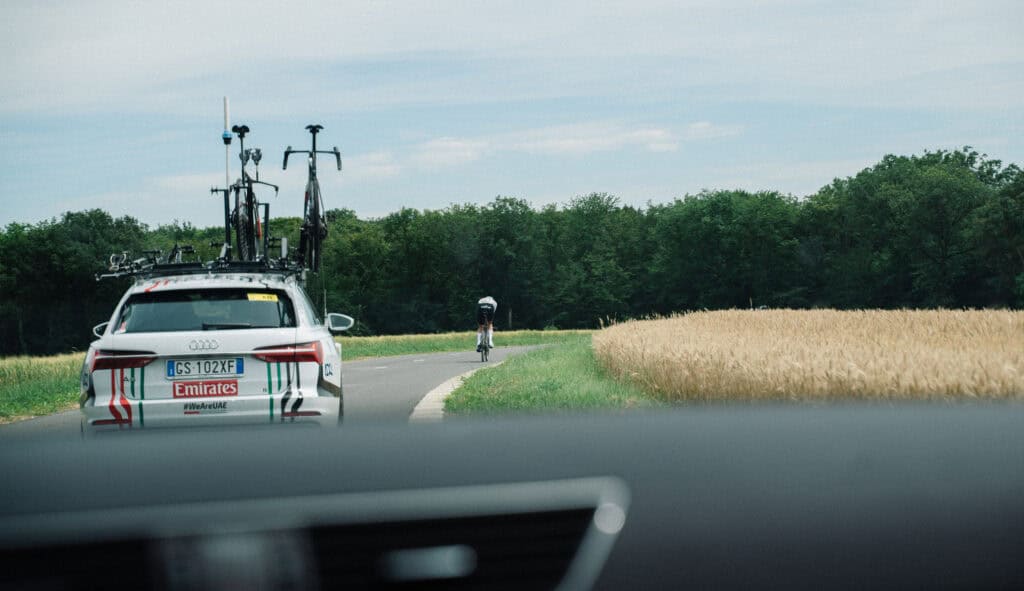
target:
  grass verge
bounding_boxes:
[445,334,658,415]
[338,329,591,360]
[0,353,82,424]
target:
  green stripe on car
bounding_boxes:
[139,366,145,427]
[266,362,274,421]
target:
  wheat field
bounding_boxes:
[593,310,1024,402]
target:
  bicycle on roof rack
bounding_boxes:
[97,119,337,283]
[211,124,280,264]
[283,124,341,274]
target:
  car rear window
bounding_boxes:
[115,289,297,333]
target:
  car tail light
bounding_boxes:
[91,350,157,371]
[254,341,324,365]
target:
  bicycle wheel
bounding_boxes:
[234,201,254,261]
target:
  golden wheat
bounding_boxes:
[592,310,1024,402]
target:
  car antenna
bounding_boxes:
[223,97,231,189]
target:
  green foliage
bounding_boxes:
[338,329,592,360]
[802,148,1021,307]
[650,190,803,310]
[0,210,148,355]
[0,147,1020,356]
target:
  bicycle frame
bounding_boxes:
[283,125,341,273]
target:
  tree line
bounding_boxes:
[1,147,1021,356]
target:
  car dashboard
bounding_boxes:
[1,406,1022,590]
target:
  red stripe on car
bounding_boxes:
[108,370,123,421]
[118,368,133,425]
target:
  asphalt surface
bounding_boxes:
[0,345,537,439]
[343,346,537,422]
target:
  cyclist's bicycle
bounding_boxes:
[283,125,341,273]
[225,124,278,262]
[476,301,495,362]
[479,329,491,362]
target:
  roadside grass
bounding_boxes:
[593,310,1024,403]
[445,334,658,415]
[338,329,591,360]
[0,353,82,423]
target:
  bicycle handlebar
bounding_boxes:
[283,124,342,170]
[282,148,341,171]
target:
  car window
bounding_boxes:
[293,286,322,326]
[115,289,296,333]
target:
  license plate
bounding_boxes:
[166,358,244,379]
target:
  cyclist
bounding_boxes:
[476,296,497,352]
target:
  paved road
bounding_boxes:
[0,406,81,440]
[343,346,536,422]
[0,346,536,439]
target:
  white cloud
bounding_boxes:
[343,152,402,181]
[683,122,744,141]
[410,138,490,168]
[505,123,680,155]
[405,121,696,169]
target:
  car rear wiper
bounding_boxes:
[202,322,252,330]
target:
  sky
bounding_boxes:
[2,0,1022,228]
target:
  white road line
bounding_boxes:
[409,360,506,423]
[373,366,388,370]
[413,359,425,363]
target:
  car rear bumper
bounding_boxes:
[81,392,340,435]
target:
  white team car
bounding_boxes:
[80,271,353,433]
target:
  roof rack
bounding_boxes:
[96,243,304,282]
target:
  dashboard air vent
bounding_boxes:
[311,508,594,590]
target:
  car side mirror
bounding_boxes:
[326,313,355,335]
[93,322,109,338]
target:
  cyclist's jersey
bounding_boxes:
[477,296,497,324]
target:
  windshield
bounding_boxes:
[116,289,296,332]
[0,3,1022,590]
[0,0,1019,428]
